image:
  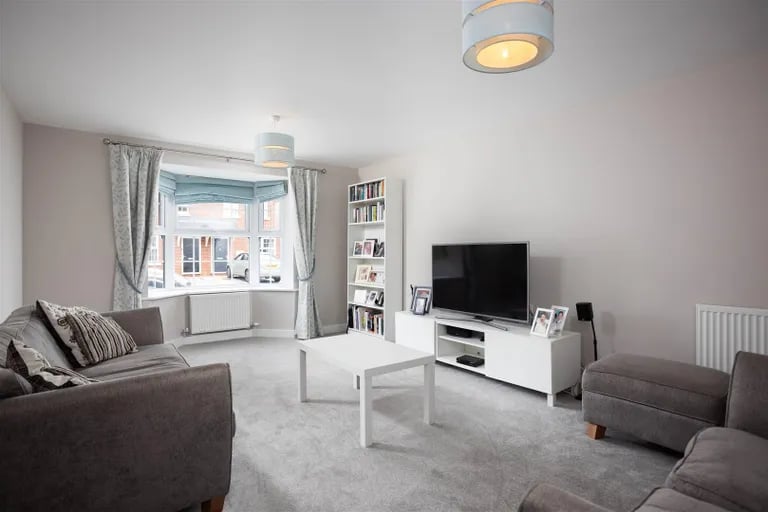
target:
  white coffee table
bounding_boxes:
[297,333,435,447]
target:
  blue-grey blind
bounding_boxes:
[159,171,287,204]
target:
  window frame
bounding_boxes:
[147,183,294,297]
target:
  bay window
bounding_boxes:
[147,172,292,295]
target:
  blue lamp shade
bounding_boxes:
[462,0,554,73]
[255,132,295,168]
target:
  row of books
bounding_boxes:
[350,306,384,336]
[351,202,385,223]
[350,181,385,202]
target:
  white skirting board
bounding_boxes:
[171,323,348,346]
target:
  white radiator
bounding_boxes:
[189,292,252,334]
[696,304,768,372]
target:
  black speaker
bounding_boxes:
[576,302,594,322]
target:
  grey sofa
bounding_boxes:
[519,351,768,512]
[0,305,234,512]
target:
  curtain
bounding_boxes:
[110,145,163,311]
[290,168,323,339]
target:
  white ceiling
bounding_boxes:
[1,0,766,168]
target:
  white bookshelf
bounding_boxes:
[346,177,403,341]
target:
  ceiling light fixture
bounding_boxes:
[462,0,554,73]
[255,115,295,168]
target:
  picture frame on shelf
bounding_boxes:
[362,239,377,257]
[410,286,432,314]
[413,296,428,315]
[354,265,372,283]
[365,291,379,305]
[368,268,385,285]
[353,289,368,304]
[531,307,554,337]
[352,241,364,256]
[549,305,569,336]
[373,241,385,258]
[375,291,384,307]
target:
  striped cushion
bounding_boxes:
[65,311,137,365]
[6,339,95,392]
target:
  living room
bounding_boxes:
[1,1,767,511]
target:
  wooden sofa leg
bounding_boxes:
[201,495,225,512]
[586,423,606,440]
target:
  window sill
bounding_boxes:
[145,285,298,301]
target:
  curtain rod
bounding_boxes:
[102,138,327,173]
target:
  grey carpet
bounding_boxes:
[179,337,679,512]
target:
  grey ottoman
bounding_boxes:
[582,353,729,452]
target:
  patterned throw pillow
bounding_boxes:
[36,300,93,367]
[65,310,137,365]
[5,339,95,392]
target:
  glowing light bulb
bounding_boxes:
[477,39,539,69]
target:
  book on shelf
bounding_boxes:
[349,306,384,336]
[349,180,385,202]
[351,202,385,223]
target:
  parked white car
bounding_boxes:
[227,253,249,281]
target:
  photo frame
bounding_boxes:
[410,286,432,314]
[549,305,569,336]
[368,269,385,284]
[530,307,554,338]
[353,289,367,304]
[375,291,384,307]
[352,241,364,256]
[373,241,385,258]
[362,239,377,257]
[354,265,372,283]
[413,296,428,315]
[365,290,378,305]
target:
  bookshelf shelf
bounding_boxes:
[346,177,402,340]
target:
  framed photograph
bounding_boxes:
[549,305,569,336]
[365,290,378,305]
[354,265,372,283]
[531,307,554,337]
[368,269,385,284]
[373,241,385,258]
[413,296,428,315]
[410,286,432,314]
[362,239,377,257]
[353,289,367,304]
[375,291,384,307]
[352,241,364,256]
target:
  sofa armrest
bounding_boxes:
[519,484,614,512]
[725,351,768,439]
[104,306,164,345]
[0,363,232,512]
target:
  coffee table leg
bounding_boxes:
[424,362,435,425]
[298,348,307,402]
[360,374,372,447]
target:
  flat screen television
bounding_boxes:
[431,242,529,323]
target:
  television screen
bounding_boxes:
[432,242,529,323]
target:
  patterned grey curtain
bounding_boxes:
[109,144,163,310]
[290,168,323,339]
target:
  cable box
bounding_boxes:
[456,355,484,367]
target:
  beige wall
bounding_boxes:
[23,124,357,333]
[361,53,768,365]
[0,85,24,319]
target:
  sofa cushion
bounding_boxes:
[79,344,189,381]
[583,353,729,424]
[0,306,72,370]
[633,488,730,512]
[0,367,33,398]
[6,339,95,392]
[65,310,137,365]
[37,300,99,366]
[665,427,768,512]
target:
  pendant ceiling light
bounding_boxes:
[462,0,554,73]
[255,115,295,168]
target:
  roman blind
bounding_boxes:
[159,171,287,204]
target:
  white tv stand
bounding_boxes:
[395,311,581,406]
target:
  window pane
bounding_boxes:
[173,235,250,288]
[176,202,247,231]
[259,236,282,283]
[261,199,280,232]
[148,235,165,289]
[156,193,166,228]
